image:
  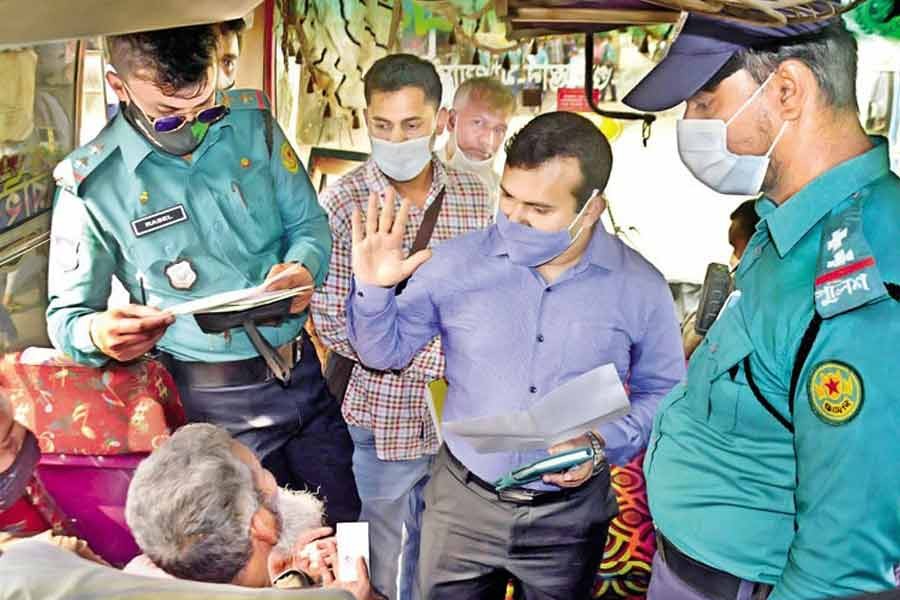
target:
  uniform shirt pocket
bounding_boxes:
[699,306,755,433]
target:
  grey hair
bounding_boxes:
[706,22,858,112]
[125,423,259,584]
[453,76,516,114]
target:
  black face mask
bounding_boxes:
[121,101,211,157]
[0,430,40,510]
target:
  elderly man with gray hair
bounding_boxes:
[124,423,380,599]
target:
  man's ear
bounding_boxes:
[583,193,606,226]
[771,60,812,122]
[105,71,129,104]
[436,107,450,135]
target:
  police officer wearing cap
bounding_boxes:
[623,15,900,600]
[46,24,360,523]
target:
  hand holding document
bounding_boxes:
[165,268,313,316]
[442,363,630,453]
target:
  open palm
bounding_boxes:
[351,187,432,287]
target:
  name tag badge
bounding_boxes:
[131,204,188,237]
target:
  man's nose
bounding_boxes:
[508,204,529,224]
[481,131,500,155]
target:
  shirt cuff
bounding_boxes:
[349,277,395,316]
[68,314,109,366]
[284,247,324,287]
[73,314,100,355]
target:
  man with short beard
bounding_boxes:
[124,423,379,599]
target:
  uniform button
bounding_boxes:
[537,334,544,342]
[546,287,553,293]
[357,291,364,298]
[710,343,718,354]
[529,385,537,394]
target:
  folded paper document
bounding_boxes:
[165,269,312,316]
[442,363,630,453]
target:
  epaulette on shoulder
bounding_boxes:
[225,88,271,112]
[813,193,889,318]
[52,124,118,195]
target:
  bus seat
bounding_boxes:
[0,349,185,566]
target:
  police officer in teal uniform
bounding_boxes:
[46,24,359,523]
[622,15,900,600]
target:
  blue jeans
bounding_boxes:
[348,425,432,600]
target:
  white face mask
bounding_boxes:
[677,74,788,196]
[447,132,496,177]
[370,134,434,182]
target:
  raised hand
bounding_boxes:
[351,187,432,288]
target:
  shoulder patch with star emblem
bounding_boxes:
[808,361,864,425]
[280,141,299,174]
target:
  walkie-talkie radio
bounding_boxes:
[694,262,733,335]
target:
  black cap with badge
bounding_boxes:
[622,15,836,112]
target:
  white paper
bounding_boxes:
[442,363,630,453]
[165,273,312,316]
[336,522,369,583]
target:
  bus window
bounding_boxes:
[0,41,78,354]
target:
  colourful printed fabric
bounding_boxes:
[0,353,184,455]
[595,450,655,599]
[311,157,492,461]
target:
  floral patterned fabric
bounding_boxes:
[0,353,184,455]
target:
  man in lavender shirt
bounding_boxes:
[346,112,685,599]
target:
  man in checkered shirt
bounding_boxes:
[309,54,492,600]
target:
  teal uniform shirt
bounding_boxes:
[46,89,331,366]
[645,138,900,599]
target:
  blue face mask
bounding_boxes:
[495,190,598,267]
[0,430,39,510]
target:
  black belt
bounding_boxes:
[161,339,301,389]
[445,448,575,506]
[657,533,772,600]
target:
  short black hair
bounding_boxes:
[364,54,442,109]
[504,112,613,210]
[701,22,858,111]
[219,19,246,36]
[107,24,218,94]
[729,199,760,245]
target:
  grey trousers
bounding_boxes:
[417,447,618,600]
[647,548,772,600]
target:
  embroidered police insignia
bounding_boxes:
[280,141,299,174]
[808,361,864,425]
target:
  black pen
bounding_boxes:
[140,277,148,305]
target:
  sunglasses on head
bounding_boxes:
[122,80,230,133]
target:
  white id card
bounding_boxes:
[336,522,370,582]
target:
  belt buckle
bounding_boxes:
[498,488,536,504]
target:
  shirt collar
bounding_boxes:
[112,111,154,173]
[485,220,621,271]
[764,137,890,257]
